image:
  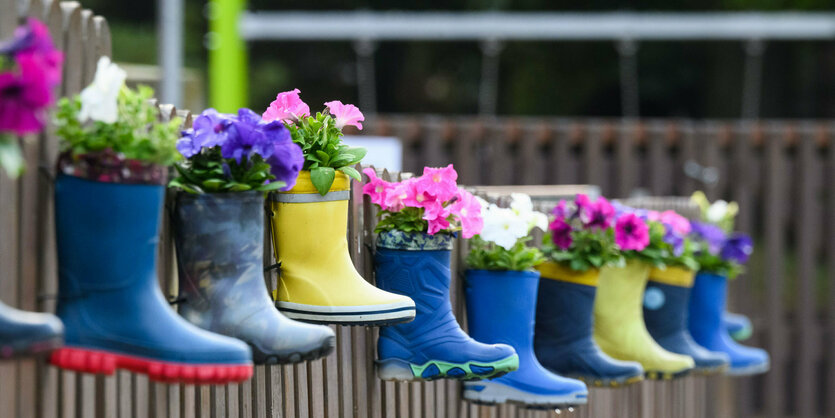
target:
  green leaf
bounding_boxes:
[339,147,367,165]
[0,137,24,178]
[337,166,361,181]
[310,166,336,196]
[255,181,286,192]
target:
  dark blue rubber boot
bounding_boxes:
[534,277,644,388]
[463,269,588,408]
[0,301,63,359]
[723,311,753,342]
[374,231,518,381]
[643,271,730,374]
[50,175,253,384]
[688,271,769,376]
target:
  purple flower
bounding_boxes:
[690,221,726,255]
[1,19,62,85]
[0,53,53,135]
[549,217,573,250]
[192,108,233,149]
[615,213,650,251]
[577,194,616,229]
[221,108,276,163]
[721,233,753,264]
[261,118,303,190]
[663,229,685,256]
[176,129,200,158]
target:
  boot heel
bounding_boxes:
[376,359,417,381]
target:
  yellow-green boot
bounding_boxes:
[269,171,415,325]
[593,260,694,379]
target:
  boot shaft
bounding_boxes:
[595,260,651,325]
[688,271,727,340]
[535,278,596,347]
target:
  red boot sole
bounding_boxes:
[50,346,253,384]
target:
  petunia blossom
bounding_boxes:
[690,221,726,255]
[549,217,573,250]
[450,189,484,238]
[324,100,364,130]
[362,167,392,207]
[416,164,458,201]
[615,213,650,251]
[78,56,126,124]
[721,233,753,264]
[480,205,528,250]
[577,194,616,229]
[659,210,691,235]
[262,88,310,123]
[0,53,53,135]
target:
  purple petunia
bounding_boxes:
[721,233,753,264]
[690,221,726,255]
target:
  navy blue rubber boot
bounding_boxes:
[51,175,253,384]
[643,280,730,374]
[374,235,518,381]
[534,278,644,387]
[463,270,588,409]
[0,301,63,359]
[688,271,769,376]
[724,311,753,342]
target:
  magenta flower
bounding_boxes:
[0,53,53,135]
[427,214,451,235]
[549,217,573,250]
[449,189,484,238]
[2,19,62,86]
[324,100,364,130]
[659,210,691,235]
[552,200,570,218]
[615,213,650,251]
[362,167,392,207]
[417,164,458,201]
[577,194,615,229]
[384,180,412,211]
[262,88,310,123]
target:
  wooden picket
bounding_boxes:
[1,0,833,417]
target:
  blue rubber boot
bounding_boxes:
[688,271,769,376]
[643,268,729,375]
[724,312,753,342]
[0,301,63,359]
[463,269,588,408]
[374,231,518,381]
[534,263,644,388]
[50,175,253,384]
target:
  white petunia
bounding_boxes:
[480,204,529,250]
[529,211,549,231]
[510,193,534,214]
[705,200,728,223]
[78,56,126,124]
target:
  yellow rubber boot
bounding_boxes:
[269,171,415,325]
[593,260,694,380]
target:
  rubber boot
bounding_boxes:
[724,311,753,342]
[594,260,694,380]
[688,272,769,376]
[0,301,63,359]
[270,171,415,325]
[50,175,253,384]
[374,231,518,381]
[643,267,729,374]
[463,270,588,408]
[534,262,644,388]
[173,191,335,365]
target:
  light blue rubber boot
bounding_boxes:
[374,231,518,381]
[724,312,753,342]
[688,272,769,376]
[463,269,588,409]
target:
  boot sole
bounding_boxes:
[463,381,588,407]
[0,336,63,359]
[376,354,519,381]
[50,347,253,384]
[277,301,416,326]
[251,335,336,365]
[644,368,692,380]
[572,373,644,388]
[727,360,770,376]
[691,363,730,376]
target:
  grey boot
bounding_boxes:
[172,191,335,364]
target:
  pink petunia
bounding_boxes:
[615,213,650,251]
[549,217,573,250]
[646,210,661,222]
[383,179,412,211]
[361,167,391,208]
[324,100,364,130]
[0,53,54,135]
[552,200,570,218]
[659,210,691,235]
[449,189,484,238]
[416,164,458,201]
[577,194,615,229]
[262,89,310,123]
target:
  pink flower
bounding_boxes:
[577,194,615,229]
[384,180,412,211]
[552,200,570,218]
[659,210,691,235]
[449,189,484,238]
[416,164,459,202]
[0,53,54,135]
[262,89,310,123]
[615,213,650,251]
[427,215,451,235]
[549,217,573,250]
[324,100,364,130]
[646,210,661,222]
[362,167,391,207]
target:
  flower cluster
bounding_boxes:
[363,164,483,238]
[0,18,63,176]
[691,191,738,233]
[466,194,547,272]
[170,108,303,194]
[689,221,753,278]
[262,89,366,195]
[612,203,699,270]
[543,194,646,272]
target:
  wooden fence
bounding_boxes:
[1,0,831,417]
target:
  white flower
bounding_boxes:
[705,200,728,223]
[509,193,548,232]
[480,204,528,250]
[510,193,534,214]
[78,56,126,124]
